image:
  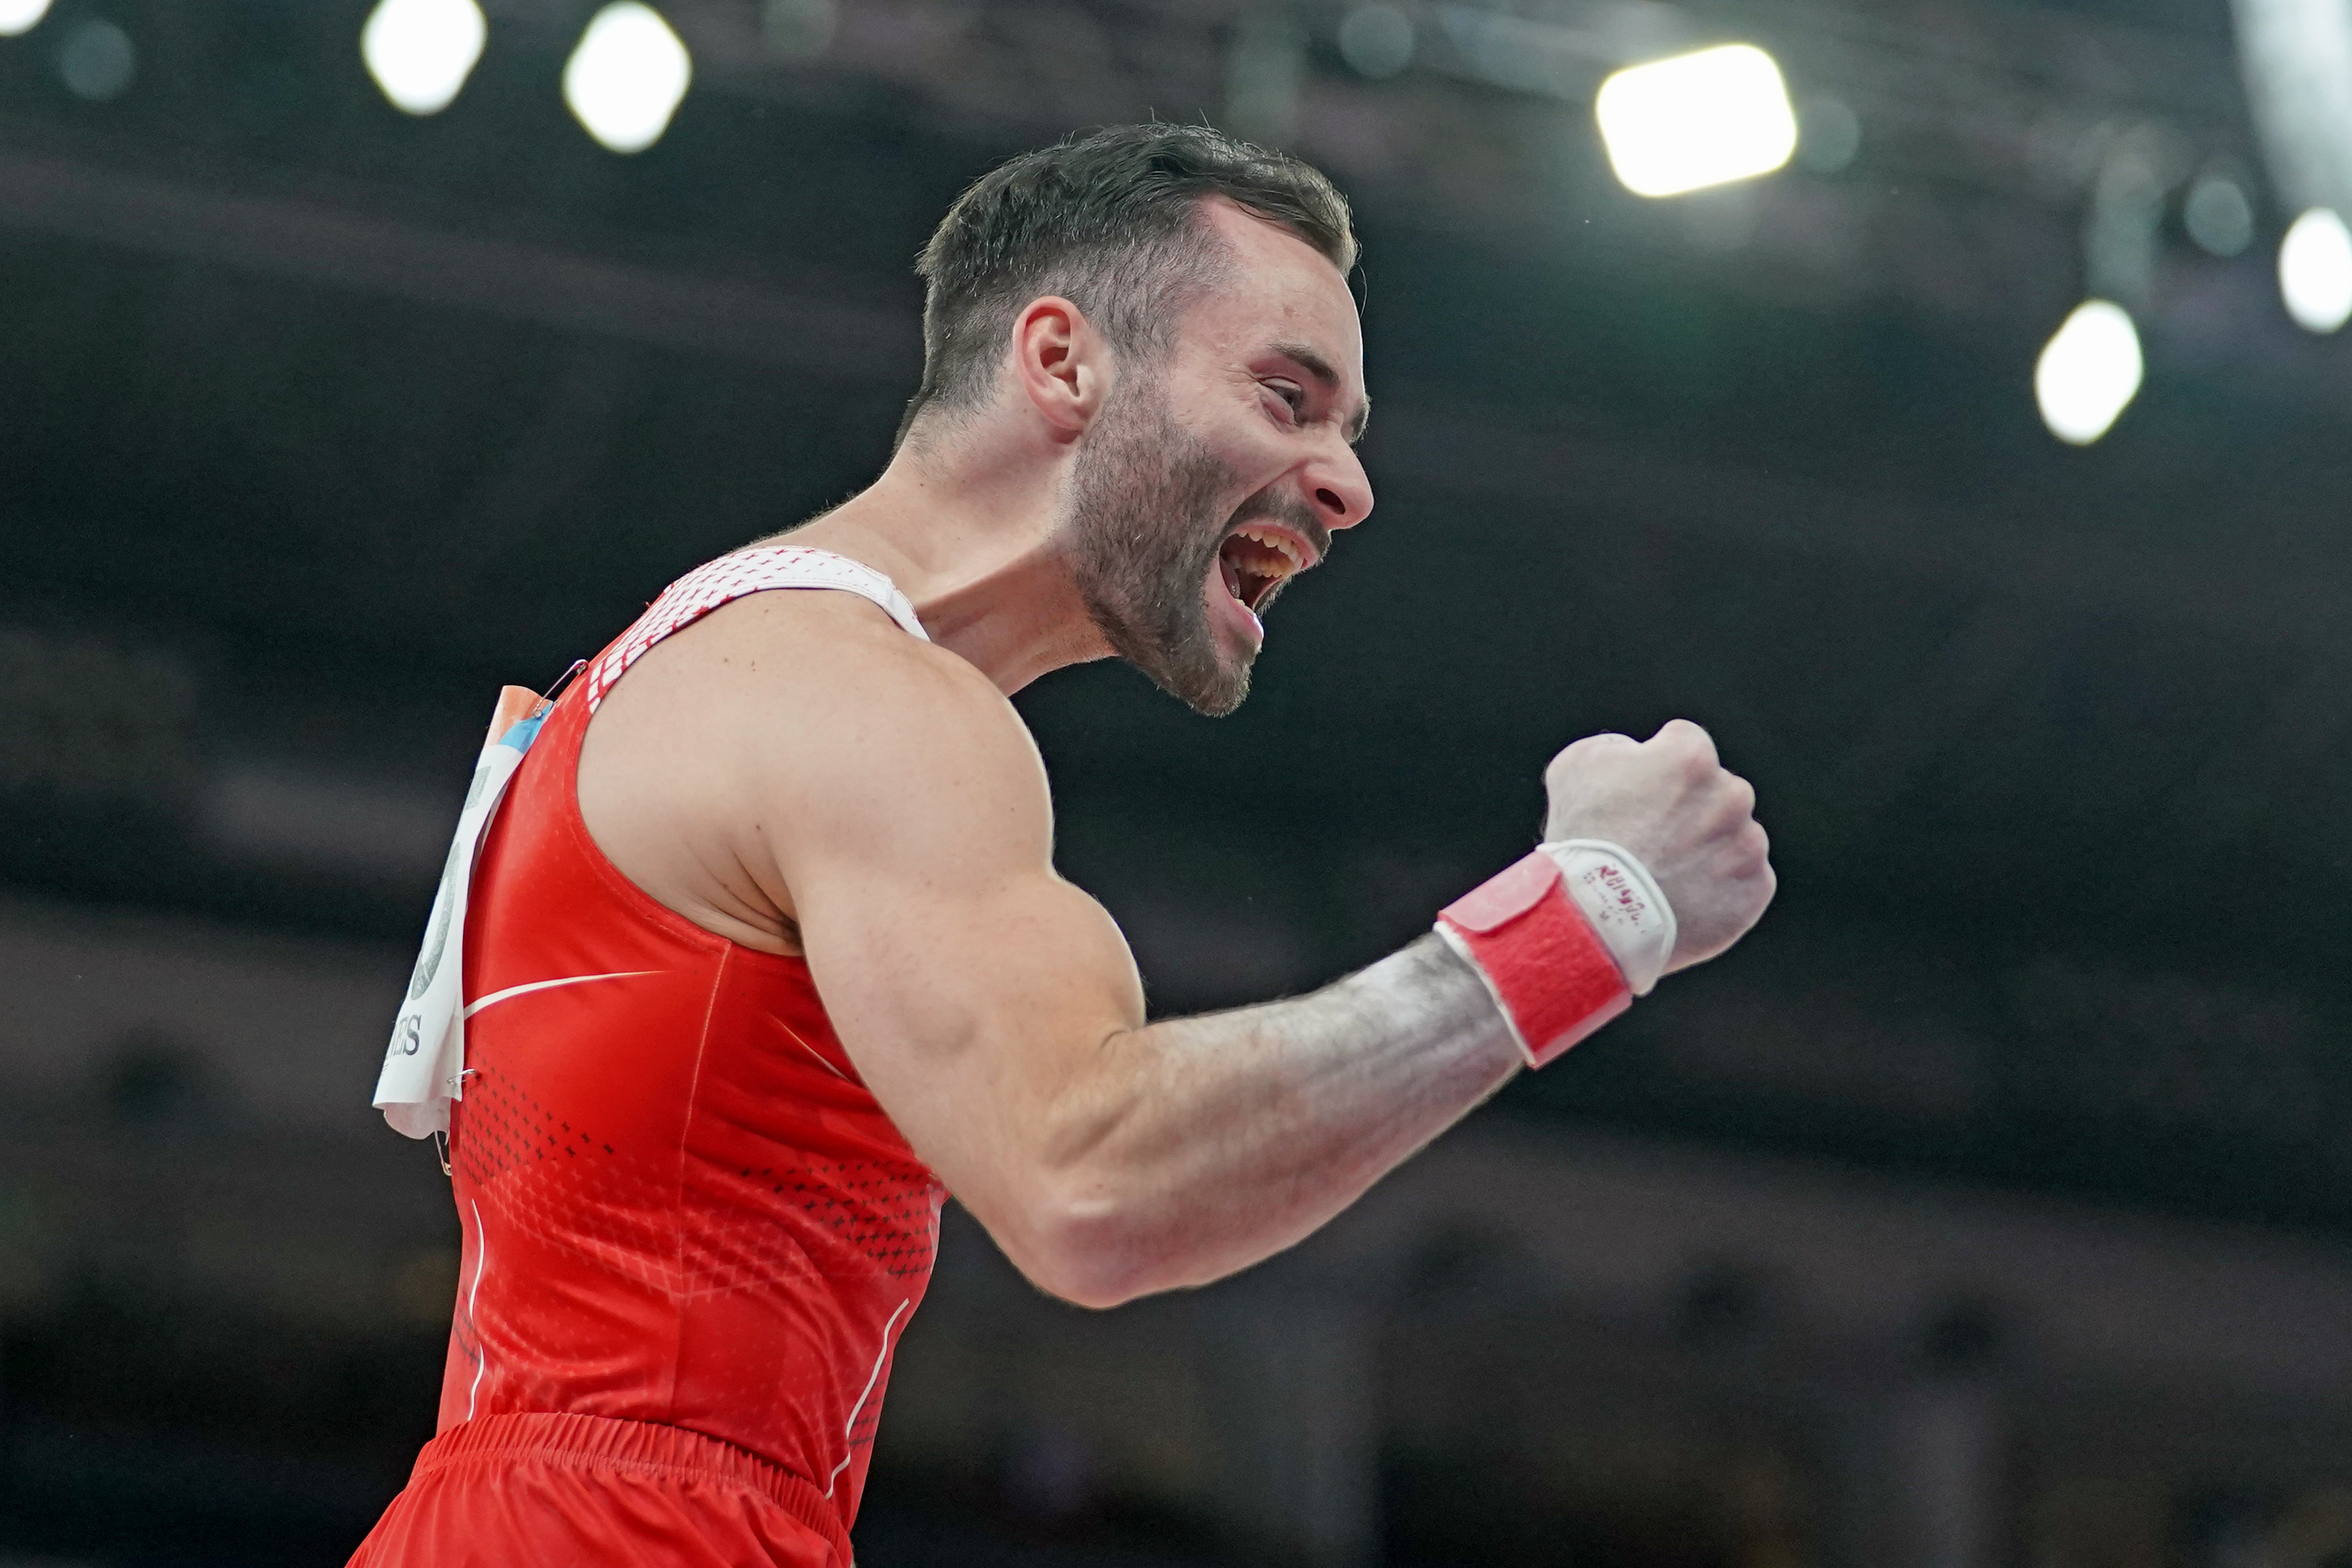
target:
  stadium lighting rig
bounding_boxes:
[1593,44,1799,198]
[361,0,488,116]
[357,0,693,151]
[564,1,693,154]
[2035,301,2144,446]
[2,0,2347,444]
[2278,207,2352,334]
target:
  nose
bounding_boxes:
[1303,436,1374,533]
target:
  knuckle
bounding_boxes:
[1659,717,1718,755]
[1550,732,1629,772]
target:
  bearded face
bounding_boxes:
[1063,380,1322,717]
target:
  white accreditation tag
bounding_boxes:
[373,686,548,1140]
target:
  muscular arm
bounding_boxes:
[736,609,1766,1308]
[1022,938,1522,1300]
[947,932,1526,1308]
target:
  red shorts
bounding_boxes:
[349,1413,851,1568]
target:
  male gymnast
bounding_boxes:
[353,122,1774,1566]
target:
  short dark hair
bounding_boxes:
[899,123,1356,443]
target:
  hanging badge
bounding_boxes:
[373,685,548,1140]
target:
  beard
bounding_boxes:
[1063,385,1278,717]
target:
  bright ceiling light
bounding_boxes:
[0,0,52,38]
[1594,44,1798,198]
[563,2,691,155]
[2034,300,2143,446]
[2278,207,2352,334]
[361,0,486,116]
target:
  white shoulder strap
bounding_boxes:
[584,546,929,713]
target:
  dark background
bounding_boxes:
[2,0,2350,1563]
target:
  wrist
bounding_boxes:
[1433,840,1673,1069]
[1538,838,1676,995]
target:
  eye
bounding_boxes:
[1263,381,1306,422]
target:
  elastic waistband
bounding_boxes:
[413,1412,851,1563]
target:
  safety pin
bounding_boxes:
[536,657,588,718]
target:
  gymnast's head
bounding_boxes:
[895,123,1375,717]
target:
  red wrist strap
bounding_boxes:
[1436,850,1632,1068]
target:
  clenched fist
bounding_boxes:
[1542,719,1774,973]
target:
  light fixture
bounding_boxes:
[2034,300,2143,446]
[563,2,691,155]
[1594,43,1798,198]
[56,17,133,100]
[361,0,486,116]
[2182,172,2254,257]
[0,0,52,38]
[2278,207,2352,334]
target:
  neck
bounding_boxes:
[774,420,1111,695]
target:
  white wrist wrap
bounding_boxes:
[1540,839,1676,996]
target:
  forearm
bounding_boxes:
[1033,934,1521,1304]
[821,717,1769,1308]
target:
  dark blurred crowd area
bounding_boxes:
[5,0,2352,1563]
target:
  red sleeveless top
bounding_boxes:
[439,549,945,1540]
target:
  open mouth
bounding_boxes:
[1216,524,1310,617]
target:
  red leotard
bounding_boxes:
[352,550,946,1567]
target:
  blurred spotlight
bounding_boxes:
[2034,299,2143,445]
[1337,3,1414,80]
[2232,0,2352,268]
[1595,44,1798,198]
[56,16,132,100]
[2278,207,2352,332]
[361,0,486,116]
[2183,169,2255,256]
[563,1,691,155]
[1794,94,1860,174]
[762,0,836,60]
[0,0,51,38]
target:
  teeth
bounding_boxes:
[1231,526,1303,574]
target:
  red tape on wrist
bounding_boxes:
[1437,850,1632,1069]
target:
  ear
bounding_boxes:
[1009,296,1107,439]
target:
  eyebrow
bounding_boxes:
[1270,339,1371,445]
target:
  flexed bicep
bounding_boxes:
[750,632,1149,1291]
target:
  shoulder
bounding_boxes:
[708,588,1028,751]
[651,585,1051,853]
